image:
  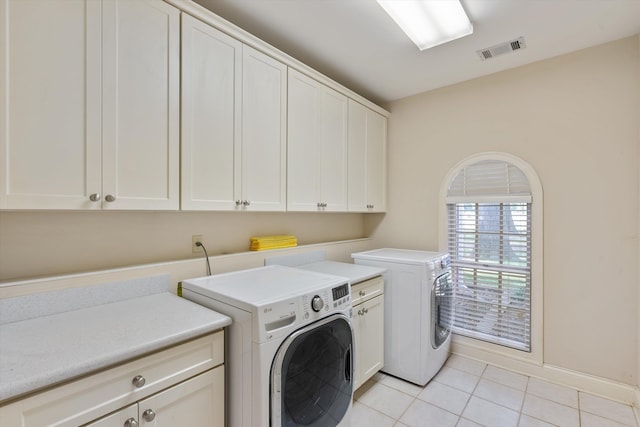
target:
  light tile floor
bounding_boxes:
[353,355,639,427]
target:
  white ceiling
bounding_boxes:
[193,0,640,105]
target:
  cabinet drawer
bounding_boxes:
[0,331,224,427]
[351,275,384,306]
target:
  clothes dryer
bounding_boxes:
[182,265,353,427]
[352,249,453,386]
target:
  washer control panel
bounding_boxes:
[301,283,350,321]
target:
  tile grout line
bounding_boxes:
[455,361,487,426]
[515,373,530,427]
[358,360,638,427]
[577,390,582,426]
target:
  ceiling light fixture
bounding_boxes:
[377,0,473,50]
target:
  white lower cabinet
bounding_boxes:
[0,332,224,427]
[351,276,385,390]
[87,368,224,427]
[85,404,138,427]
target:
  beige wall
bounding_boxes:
[373,37,640,386]
[1,34,638,393]
[0,211,366,281]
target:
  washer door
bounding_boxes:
[432,271,454,349]
[271,313,353,427]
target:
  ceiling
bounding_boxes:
[193,0,640,106]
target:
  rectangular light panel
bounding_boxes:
[377,0,473,50]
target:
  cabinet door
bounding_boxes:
[0,0,102,209]
[365,110,386,212]
[101,0,180,210]
[181,14,242,210]
[139,367,224,427]
[287,69,321,211]
[319,87,348,211]
[287,69,347,212]
[347,100,387,212]
[85,404,138,427]
[241,45,287,211]
[353,295,385,390]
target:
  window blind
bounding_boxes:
[447,159,532,204]
[446,159,532,352]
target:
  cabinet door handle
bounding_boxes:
[105,194,116,203]
[131,375,146,388]
[235,200,242,206]
[142,409,156,422]
[124,418,138,427]
[89,193,101,202]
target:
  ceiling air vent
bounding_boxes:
[477,37,526,61]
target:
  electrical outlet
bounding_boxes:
[192,235,203,253]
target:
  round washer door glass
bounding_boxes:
[272,314,353,426]
[432,272,453,349]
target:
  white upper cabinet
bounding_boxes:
[287,69,348,212]
[0,0,101,209]
[181,18,287,212]
[102,0,180,210]
[181,14,242,211]
[240,46,287,211]
[0,0,179,210]
[1,0,386,212]
[348,100,387,212]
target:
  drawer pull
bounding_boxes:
[132,375,146,388]
[142,409,156,422]
[124,418,138,427]
[359,290,366,297]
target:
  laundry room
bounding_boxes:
[0,0,639,426]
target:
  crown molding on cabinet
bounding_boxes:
[163,0,389,117]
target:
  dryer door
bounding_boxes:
[271,313,353,427]
[432,271,454,349]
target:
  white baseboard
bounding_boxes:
[451,340,636,405]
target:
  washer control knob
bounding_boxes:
[311,295,324,312]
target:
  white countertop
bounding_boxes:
[0,290,231,403]
[295,261,386,284]
[264,252,386,284]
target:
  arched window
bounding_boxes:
[441,153,542,358]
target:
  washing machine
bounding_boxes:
[182,265,353,427]
[352,249,453,386]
